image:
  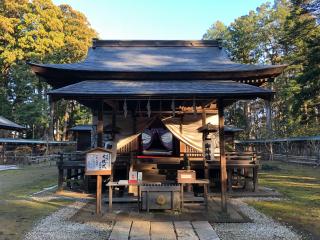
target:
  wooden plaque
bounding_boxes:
[177,170,196,183]
[85,147,112,175]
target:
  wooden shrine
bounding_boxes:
[30,40,286,212]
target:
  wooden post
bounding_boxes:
[265,99,273,161]
[97,101,104,148]
[96,175,102,214]
[1,143,5,164]
[67,169,71,188]
[58,153,64,191]
[218,99,227,212]
[110,105,117,183]
[96,101,104,215]
[202,107,209,180]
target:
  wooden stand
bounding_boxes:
[96,175,102,214]
[179,179,209,211]
[85,147,112,215]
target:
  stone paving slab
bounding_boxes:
[108,221,132,240]
[107,221,220,240]
[151,221,176,240]
[130,221,151,240]
[174,221,199,240]
[192,221,220,240]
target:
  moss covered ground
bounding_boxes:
[247,161,320,240]
[0,164,72,240]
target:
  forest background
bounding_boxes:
[0,0,319,140]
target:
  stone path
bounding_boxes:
[108,221,220,240]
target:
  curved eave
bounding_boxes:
[47,80,275,101]
[0,125,26,131]
[29,63,287,88]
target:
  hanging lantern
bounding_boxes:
[147,99,151,118]
[123,98,128,118]
[171,99,175,117]
[193,97,197,115]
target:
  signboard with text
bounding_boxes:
[85,147,112,175]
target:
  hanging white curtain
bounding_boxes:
[161,114,218,153]
[116,116,157,149]
[94,112,219,154]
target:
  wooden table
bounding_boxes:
[106,181,161,211]
[208,161,259,192]
[179,179,210,211]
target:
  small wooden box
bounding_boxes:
[177,170,196,183]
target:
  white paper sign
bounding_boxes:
[86,151,111,172]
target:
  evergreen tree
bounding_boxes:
[0,0,97,139]
[203,0,320,138]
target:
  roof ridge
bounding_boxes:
[92,39,223,48]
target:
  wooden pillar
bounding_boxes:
[265,99,273,161]
[96,101,104,215]
[202,107,209,180]
[218,99,227,212]
[97,101,104,148]
[109,105,117,183]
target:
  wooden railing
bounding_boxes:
[180,144,203,158]
[225,151,259,162]
[118,138,139,155]
[56,152,86,191]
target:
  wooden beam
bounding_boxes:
[97,101,104,148]
[218,99,228,212]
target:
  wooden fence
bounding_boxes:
[0,138,76,165]
[236,136,320,166]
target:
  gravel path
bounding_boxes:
[213,198,301,240]
[24,196,301,240]
[24,201,112,240]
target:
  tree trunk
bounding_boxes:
[62,102,71,141]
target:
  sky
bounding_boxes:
[52,0,269,40]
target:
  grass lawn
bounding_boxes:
[0,164,73,240]
[247,161,320,240]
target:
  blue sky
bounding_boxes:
[53,0,269,40]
